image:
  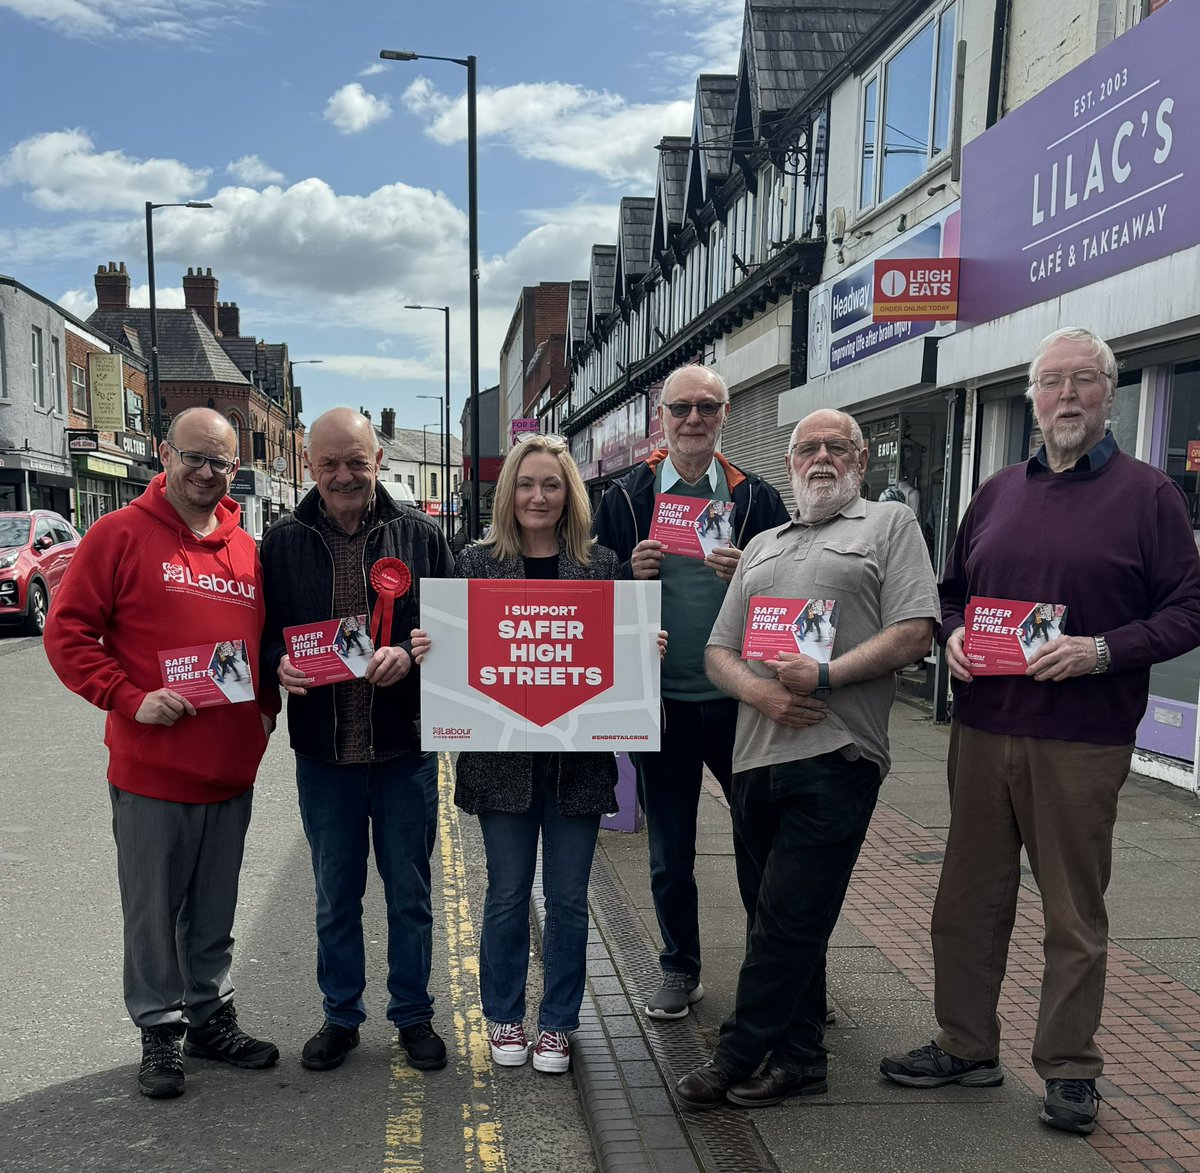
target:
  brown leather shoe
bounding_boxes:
[675,1061,734,1110]
[726,1066,828,1108]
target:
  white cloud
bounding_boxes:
[309,355,440,383]
[0,129,210,212]
[57,283,185,318]
[0,0,258,41]
[403,79,690,187]
[324,83,392,135]
[640,0,744,78]
[358,62,387,78]
[225,154,285,186]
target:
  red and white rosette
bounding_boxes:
[369,558,412,647]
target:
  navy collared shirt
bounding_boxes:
[1026,430,1117,478]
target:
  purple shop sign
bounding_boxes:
[958,0,1196,328]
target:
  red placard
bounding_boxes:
[873,258,960,321]
[1186,440,1200,472]
[964,597,1068,675]
[158,640,255,707]
[648,493,735,560]
[467,580,614,726]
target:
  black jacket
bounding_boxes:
[452,541,620,818]
[592,448,790,578]
[261,487,453,762]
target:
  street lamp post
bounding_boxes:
[288,359,322,507]
[421,422,441,516]
[417,391,448,535]
[405,304,453,540]
[145,200,212,468]
[382,49,479,538]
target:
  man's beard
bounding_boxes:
[793,467,861,524]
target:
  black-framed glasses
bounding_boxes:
[789,439,859,461]
[663,400,725,418]
[167,442,238,475]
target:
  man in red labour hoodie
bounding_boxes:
[45,407,281,1100]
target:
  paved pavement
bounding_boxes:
[573,702,1200,1173]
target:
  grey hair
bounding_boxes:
[789,409,864,453]
[1025,327,1117,402]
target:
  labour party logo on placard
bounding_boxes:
[467,580,615,726]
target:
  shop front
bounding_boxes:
[0,451,74,516]
[230,467,270,539]
[938,0,1200,788]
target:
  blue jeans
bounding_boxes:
[714,750,881,1079]
[634,696,737,980]
[295,750,438,1029]
[476,759,600,1033]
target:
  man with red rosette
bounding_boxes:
[261,407,453,1074]
[45,407,281,1100]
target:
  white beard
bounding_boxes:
[793,467,861,524]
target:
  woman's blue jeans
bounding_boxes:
[476,761,600,1033]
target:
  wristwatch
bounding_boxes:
[1090,636,1110,675]
[814,661,832,698]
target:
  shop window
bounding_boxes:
[71,364,87,413]
[859,1,958,209]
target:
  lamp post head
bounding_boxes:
[186,201,213,209]
[380,49,419,60]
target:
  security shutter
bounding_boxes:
[719,373,794,508]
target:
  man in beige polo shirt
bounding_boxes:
[674,408,939,1111]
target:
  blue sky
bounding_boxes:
[0,0,742,435]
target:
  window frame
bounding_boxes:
[858,0,958,211]
[31,325,44,408]
[71,363,88,413]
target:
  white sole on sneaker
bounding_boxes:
[645,980,705,1020]
[490,1044,529,1067]
[531,1050,570,1074]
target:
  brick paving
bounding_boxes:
[844,801,1200,1172]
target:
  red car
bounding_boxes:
[0,510,82,635]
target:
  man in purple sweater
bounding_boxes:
[881,327,1200,1135]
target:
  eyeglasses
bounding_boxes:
[663,400,725,418]
[789,439,860,461]
[514,432,568,448]
[312,458,374,474]
[167,442,237,475]
[1030,368,1112,391]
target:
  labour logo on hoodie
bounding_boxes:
[161,561,257,603]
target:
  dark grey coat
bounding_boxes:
[452,541,621,817]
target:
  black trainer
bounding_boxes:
[139,1025,185,1099]
[183,1002,280,1069]
[879,1041,1003,1088]
[301,1022,361,1071]
[1040,1078,1100,1134]
[399,1022,447,1071]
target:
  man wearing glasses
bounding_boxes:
[675,408,938,1110]
[881,328,1200,1135]
[261,407,453,1075]
[45,407,281,1099]
[593,364,788,1020]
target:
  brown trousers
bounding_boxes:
[931,721,1131,1079]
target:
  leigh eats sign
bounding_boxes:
[872,259,959,321]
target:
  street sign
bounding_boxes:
[271,456,287,473]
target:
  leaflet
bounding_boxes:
[158,639,255,707]
[741,596,837,663]
[964,597,1067,675]
[285,615,376,687]
[648,493,735,559]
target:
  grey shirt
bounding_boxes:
[708,496,939,778]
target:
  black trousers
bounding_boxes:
[714,750,881,1078]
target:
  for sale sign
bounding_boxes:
[873,259,959,321]
[420,579,661,751]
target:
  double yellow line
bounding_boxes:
[383,753,507,1172]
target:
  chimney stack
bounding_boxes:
[94,261,130,310]
[182,266,219,334]
[218,301,241,337]
[380,408,396,440]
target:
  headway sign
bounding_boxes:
[873,259,959,321]
[957,0,1196,327]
